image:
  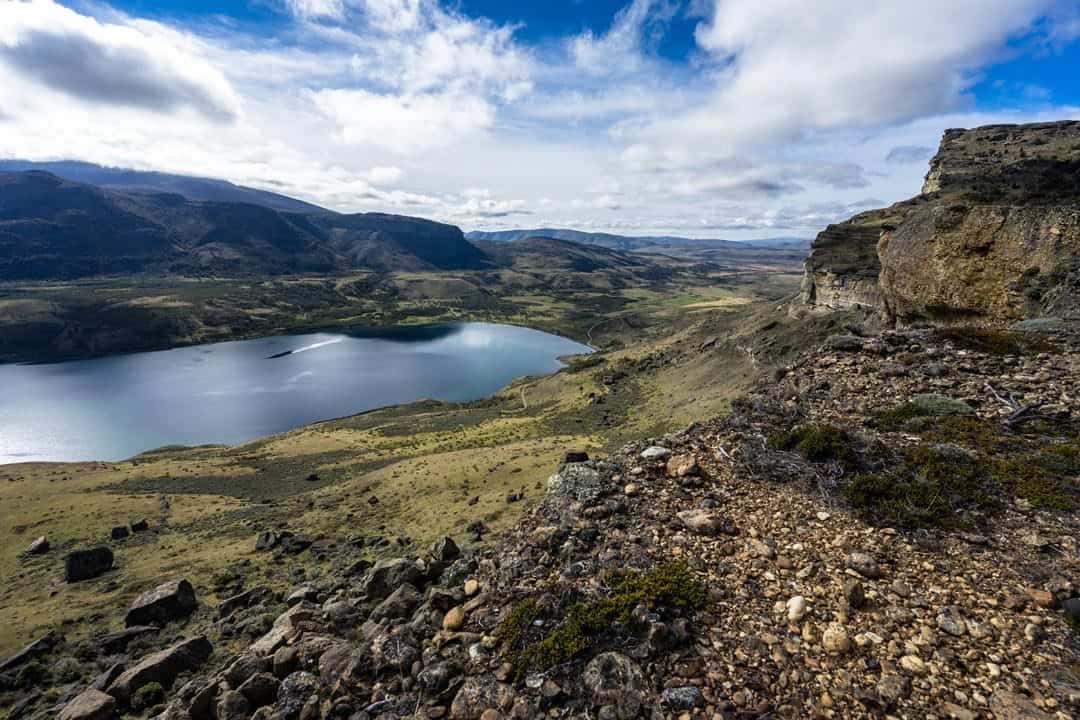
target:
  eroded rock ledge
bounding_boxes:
[803,120,1080,324]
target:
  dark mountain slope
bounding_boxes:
[0,160,326,213]
[467,227,811,251]
[0,171,486,279]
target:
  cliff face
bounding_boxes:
[802,120,1080,324]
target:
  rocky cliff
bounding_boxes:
[802,121,1080,324]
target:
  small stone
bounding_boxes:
[676,509,723,535]
[624,483,640,496]
[1023,623,1046,644]
[847,552,882,579]
[464,580,480,597]
[877,674,911,704]
[843,579,865,609]
[443,606,466,631]
[900,655,927,676]
[786,596,808,623]
[661,687,704,710]
[26,536,49,555]
[1025,588,1056,609]
[822,624,851,654]
[640,446,671,460]
[937,606,967,637]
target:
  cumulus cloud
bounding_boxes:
[311,88,494,154]
[0,0,240,121]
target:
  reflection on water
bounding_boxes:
[0,322,589,463]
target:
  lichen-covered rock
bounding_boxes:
[449,677,515,719]
[546,463,603,501]
[107,636,212,705]
[582,653,643,719]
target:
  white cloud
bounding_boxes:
[284,0,345,20]
[311,88,494,154]
[0,0,240,121]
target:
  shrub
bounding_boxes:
[992,438,1079,510]
[497,562,705,677]
[935,327,1058,356]
[768,424,857,467]
[875,394,974,430]
[132,682,166,711]
[845,444,997,529]
[52,657,83,683]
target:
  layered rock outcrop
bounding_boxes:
[803,121,1080,324]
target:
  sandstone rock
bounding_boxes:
[666,454,699,477]
[988,691,1055,720]
[216,690,250,720]
[442,606,466,631]
[108,636,213,705]
[65,547,114,582]
[822,624,851,653]
[238,672,280,708]
[786,596,808,623]
[583,653,643,719]
[58,688,116,720]
[125,579,197,628]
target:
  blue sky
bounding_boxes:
[0,0,1078,237]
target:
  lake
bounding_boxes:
[0,322,591,464]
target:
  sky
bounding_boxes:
[0,0,1078,238]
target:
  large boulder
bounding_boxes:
[96,626,159,654]
[546,463,603,502]
[107,636,213,705]
[58,688,117,720]
[125,579,197,628]
[65,547,114,582]
[361,558,423,600]
[0,631,63,673]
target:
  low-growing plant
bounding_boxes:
[132,682,166,711]
[935,327,1058,356]
[874,394,975,430]
[845,444,997,529]
[992,438,1079,510]
[768,424,858,467]
[496,562,705,677]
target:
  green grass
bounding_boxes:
[874,394,975,430]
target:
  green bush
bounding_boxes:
[845,444,997,529]
[992,438,1079,510]
[935,327,1058,356]
[768,424,857,467]
[497,562,705,677]
[875,394,975,430]
[132,682,166,711]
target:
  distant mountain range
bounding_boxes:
[0,170,484,279]
[465,228,811,251]
[0,160,809,281]
[0,160,326,214]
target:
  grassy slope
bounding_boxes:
[0,259,810,655]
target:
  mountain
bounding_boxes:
[802,121,1080,323]
[466,228,811,251]
[0,160,326,213]
[0,171,487,279]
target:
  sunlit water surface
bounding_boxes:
[0,322,590,463]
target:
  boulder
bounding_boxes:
[988,691,1055,720]
[26,536,49,555]
[546,464,603,502]
[370,583,421,621]
[111,526,130,540]
[238,672,280,708]
[107,636,213,705]
[131,519,149,532]
[563,450,590,463]
[276,671,318,720]
[125,579,197,628]
[255,531,278,551]
[65,547,114,582]
[58,688,117,720]
[0,631,63,673]
[218,586,271,620]
[362,558,423,600]
[97,626,159,654]
[431,536,461,564]
[583,652,644,719]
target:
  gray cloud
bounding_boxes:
[0,29,239,121]
[885,145,934,164]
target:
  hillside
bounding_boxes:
[0,161,327,214]
[802,121,1080,323]
[467,227,810,251]
[0,171,485,279]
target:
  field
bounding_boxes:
[0,251,814,657]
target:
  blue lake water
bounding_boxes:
[0,322,591,463]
